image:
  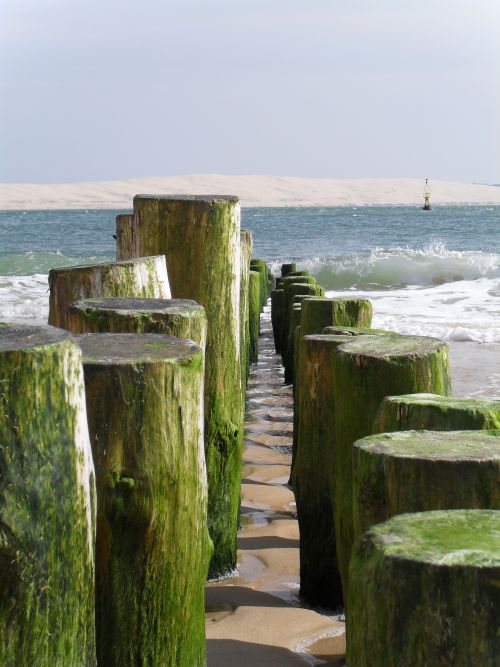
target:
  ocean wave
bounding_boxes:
[0,251,113,276]
[269,242,500,290]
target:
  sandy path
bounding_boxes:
[205,308,345,666]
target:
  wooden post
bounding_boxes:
[48,256,170,329]
[240,230,253,394]
[250,258,270,311]
[0,324,96,666]
[352,430,500,544]
[249,271,261,364]
[66,297,207,349]
[293,333,368,607]
[332,334,451,601]
[348,510,500,666]
[129,194,242,577]
[115,214,134,259]
[374,393,500,432]
[79,333,210,667]
[271,288,285,353]
[281,263,297,276]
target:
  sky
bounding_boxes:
[1,0,499,183]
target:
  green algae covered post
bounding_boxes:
[131,194,242,577]
[271,288,285,353]
[250,258,269,311]
[115,214,134,260]
[347,510,500,667]
[293,333,358,607]
[374,393,500,432]
[283,285,325,381]
[249,270,261,364]
[79,333,210,667]
[281,263,297,276]
[48,256,171,329]
[0,324,96,667]
[281,279,319,361]
[301,297,373,337]
[332,334,451,600]
[240,230,253,391]
[352,430,500,548]
[66,296,207,347]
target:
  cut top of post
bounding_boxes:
[354,430,500,462]
[337,334,447,358]
[48,255,166,275]
[134,194,239,203]
[77,333,202,365]
[364,510,500,567]
[0,323,71,350]
[70,297,204,316]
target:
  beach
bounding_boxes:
[1,195,498,664]
[1,176,500,210]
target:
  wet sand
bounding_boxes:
[205,313,499,666]
[205,310,345,666]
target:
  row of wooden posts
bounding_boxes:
[0,196,271,666]
[271,264,500,666]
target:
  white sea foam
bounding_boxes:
[326,275,500,344]
[0,274,49,323]
[272,243,500,291]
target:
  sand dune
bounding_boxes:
[1,175,500,210]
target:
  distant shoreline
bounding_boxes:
[2,175,500,210]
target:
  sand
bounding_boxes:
[206,313,346,666]
[1,175,500,210]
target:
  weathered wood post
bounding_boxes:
[293,333,358,607]
[283,285,325,382]
[292,297,374,469]
[66,297,207,349]
[271,288,285,352]
[0,324,96,667]
[240,230,253,392]
[115,214,134,259]
[79,333,210,667]
[353,430,500,543]
[249,270,261,364]
[281,276,317,358]
[281,263,297,276]
[250,258,270,311]
[128,194,242,577]
[332,334,451,600]
[301,297,373,337]
[348,510,500,666]
[374,393,500,432]
[48,256,170,329]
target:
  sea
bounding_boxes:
[1,205,499,392]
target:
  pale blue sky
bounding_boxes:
[1,0,499,183]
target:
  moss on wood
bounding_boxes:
[374,393,500,432]
[332,334,451,600]
[240,230,253,398]
[352,429,500,554]
[0,324,96,666]
[271,289,285,353]
[79,333,210,666]
[293,334,356,607]
[66,297,207,350]
[249,271,261,364]
[281,263,297,276]
[131,195,242,577]
[347,510,500,666]
[48,256,170,329]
